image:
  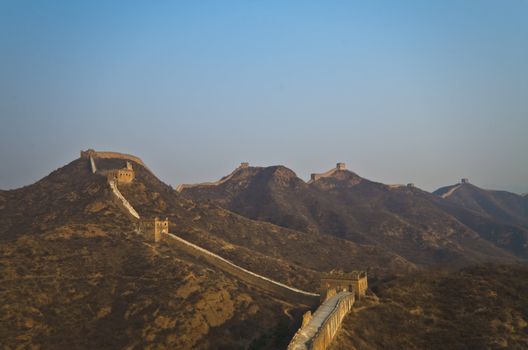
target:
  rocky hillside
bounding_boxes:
[0,158,311,349]
[113,159,416,288]
[0,155,413,349]
[2,154,526,349]
[180,165,524,264]
[331,264,528,350]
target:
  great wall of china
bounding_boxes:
[81,150,366,350]
[175,162,250,192]
[308,163,347,183]
[108,180,140,219]
[288,291,355,350]
[175,162,349,193]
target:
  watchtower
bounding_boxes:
[336,163,346,171]
[320,271,368,300]
[461,178,469,184]
[139,217,169,243]
[240,162,249,168]
[106,162,135,184]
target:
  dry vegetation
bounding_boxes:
[331,265,528,350]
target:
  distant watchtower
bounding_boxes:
[461,178,469,184]
[240,162,249,168]
[139,217,169,243]
[336,163,346,171]
[80,149,96,159]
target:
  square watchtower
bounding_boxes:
[320,270,368,299]
[139,217,169,242]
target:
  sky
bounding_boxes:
[1,0,527,193]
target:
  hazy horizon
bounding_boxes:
[1,1,527,193]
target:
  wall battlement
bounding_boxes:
[288,272,367,349]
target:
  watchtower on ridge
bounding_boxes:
[106,162,135,184]
[80,149,97,159]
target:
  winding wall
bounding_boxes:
[109,180,140,219]
[164,233,320,307]
[288,292,355,350]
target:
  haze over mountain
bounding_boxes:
[180,163,528,263]
[2,1,528,194]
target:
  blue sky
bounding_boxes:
[1,0,527,192]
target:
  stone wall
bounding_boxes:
[89,156,97,174]
[309,163,346,183]
[176,163,250,192]
[309,293,355,350]
[288,292,355,350]
[108,180,140,219]
[163,233,320,307]
[80,149,151,172]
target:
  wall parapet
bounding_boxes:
[288,292,355,350]
[309,292,355,350]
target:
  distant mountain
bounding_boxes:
[434,180,528,226]
[180,164,524,265]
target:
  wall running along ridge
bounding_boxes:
[164,233,320,307]
[81,150,152,173]
[288,292,355,350]
[176,163,247,192]
[108,180,140,219]
[308,168,340,183]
